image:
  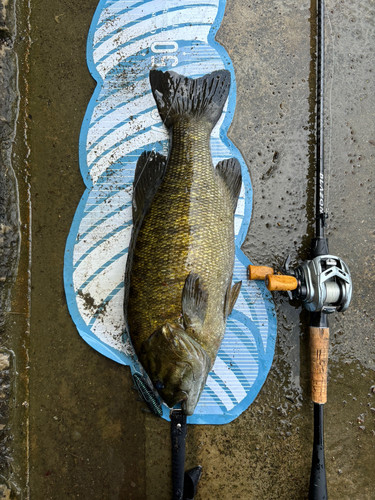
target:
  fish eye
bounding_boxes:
[154,381,165,391]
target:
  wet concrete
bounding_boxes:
[2,0,375,498]
[0,0,20,327]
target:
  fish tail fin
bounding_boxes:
[149,69,231,130]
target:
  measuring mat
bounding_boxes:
[64,0,277,424]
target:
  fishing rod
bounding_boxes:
[248,0,352,498]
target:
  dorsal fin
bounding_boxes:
[132,150,167,227]
[215,157,242,213]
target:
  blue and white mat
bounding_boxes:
[64,0,277,424]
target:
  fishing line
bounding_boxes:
[316,0,325,234]
[325,7,335,221]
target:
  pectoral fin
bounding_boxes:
[215,158,242,212]
[181,273,208,332]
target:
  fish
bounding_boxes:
[124,69,242,415]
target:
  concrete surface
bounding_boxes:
[1,0,374,498]
[0,0,19,324]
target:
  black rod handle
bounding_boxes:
[309,403,328,499]
[171,410,187,500]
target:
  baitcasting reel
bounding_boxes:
[249,253,352,314]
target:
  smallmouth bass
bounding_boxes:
[124,69,242,415]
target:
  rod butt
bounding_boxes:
[309,403,328,500]
[171,410,187,500]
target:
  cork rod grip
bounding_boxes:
[310,327,330,404]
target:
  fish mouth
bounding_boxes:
[181,390,203,416]
[156,358,208,415]
[162,383,204,416]
[169,390,188,409]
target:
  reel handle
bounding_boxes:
[248,265,274,280]
[265,274,298,292]
[248,266,298,292]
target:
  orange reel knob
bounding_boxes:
[265,274,298,292]
[248,265,275,280]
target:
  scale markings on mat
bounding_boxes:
[64,0,277,424]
